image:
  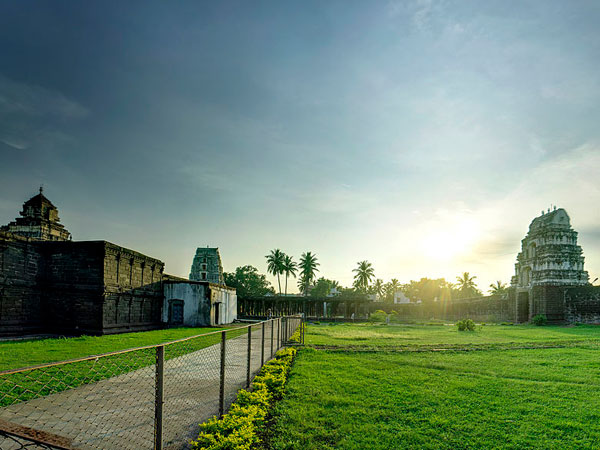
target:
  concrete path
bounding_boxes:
[0,325,277,450]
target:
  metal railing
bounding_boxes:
[0,316,303,450]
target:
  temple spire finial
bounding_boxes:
[39,185,43,195]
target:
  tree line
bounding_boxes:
[224,250,508,302]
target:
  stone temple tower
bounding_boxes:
[512,207,589,289]
[1,188,71,241]
[189,247,225,284]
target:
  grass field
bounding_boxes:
[0,326,244,407]
[306,322,600,348]
[270,323,600,449]
[0,327,228,371]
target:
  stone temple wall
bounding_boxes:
[101,242,164,334]
[564,286,600,324]
[0,234,165,336]
[0,232,43,336]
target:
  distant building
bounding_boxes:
[511,207,590,323]
[512,207,589,289]
[0,187,71,241]
[393,291,411,304]
[189,247,224,284]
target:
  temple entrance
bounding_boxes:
[214,302,220,325]
[169,300,184,326]
[516,291,529,323]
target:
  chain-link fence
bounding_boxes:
[0,316,303,450]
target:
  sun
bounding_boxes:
[421,217,481,262]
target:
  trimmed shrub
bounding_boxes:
[456,319,476,331]
[532,314,547,326]
[191,347,297,450]
[369,310,387,323]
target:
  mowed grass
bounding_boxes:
[306,322,600,348]
[270,324,600,449]
[271,348,600,449]
[0,326,249,407]
[0,327,228,371]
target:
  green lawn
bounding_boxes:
[0,327,228,371]
[270,324,600,449]
[0,326,244,407]
[305,322,600,349]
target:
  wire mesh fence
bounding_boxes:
[0,316,302,450]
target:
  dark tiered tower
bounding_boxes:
[1,188,71,241]
[189,247,224,284]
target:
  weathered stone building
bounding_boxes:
[0,188,71,241]
[189,247,224,284]
[163,277,237,327]
[511,207,590,322]
[0,191,236,336]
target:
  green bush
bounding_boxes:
[191,347,297,450]
[456,319,476,331]
[532,314,547,326]
[369,310,387,323]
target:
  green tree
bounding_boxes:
[373,279,385,300]
[353,261,375,293]
[298,251,320,296]
[384,278,401,303]
[455,272,482,299]
[489,280,508,296]
[223,265,275,299]
[311,277,339,298]
[282,254,298,296]
[266,249,285,295]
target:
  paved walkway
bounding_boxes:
[0,325,278,450]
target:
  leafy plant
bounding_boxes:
[191,347,297,450]
[532,314,547,326]
[456,319,476,331]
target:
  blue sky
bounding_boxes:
[1,0,599,291]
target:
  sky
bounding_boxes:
[1,0,599,293]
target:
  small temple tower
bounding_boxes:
[512,207,589,323]
[512,207,588,289]
[189,247,225,284]
[1,188,71,241]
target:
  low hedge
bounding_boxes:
[191,347,297,450]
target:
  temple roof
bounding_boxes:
[529,208,570,230]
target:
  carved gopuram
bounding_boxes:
[189,247,224,284]
[512,207,589,323]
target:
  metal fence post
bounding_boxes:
[246,326,251,388]
[276,317,280,350]
[219,331,226,417]
[261,321,265,366]
[154,345,164,450]
[270,319,274,357]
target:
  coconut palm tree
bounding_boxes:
[373,279,385,300]
[265,249,285,295]
[385,278,401,302]
[298,252,319,296]
[282,254,298,296]
[489,280,507,295]
[456,272,479,298]
[353,261,375,293]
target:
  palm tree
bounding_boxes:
[489,280,507,295]
[282,254,298,296]
[353,261,375,293]
[373,279,385,300]
[385,278,401,302]
[456,272,478,298]
[298,252,319,296]
[265,249,285,295]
